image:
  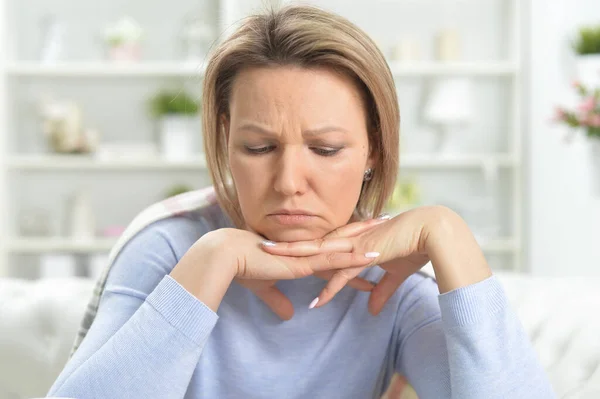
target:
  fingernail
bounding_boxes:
[261,240,276,247]
[365,252,380,258]
[309,297,319,309]
[377,213,392,220]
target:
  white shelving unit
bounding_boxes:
[5,62,206,77]
[5,153,518,171]
[0,0,526,276]
[4,60,517,78]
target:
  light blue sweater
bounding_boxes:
[47,207,555,398]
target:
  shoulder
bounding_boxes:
[109,203,228,278]
[121,205,227,261]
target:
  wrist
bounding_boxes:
[170,231,236,312]
[424,206,492,294]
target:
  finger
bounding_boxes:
[324,214,392,239]
[314,269,373,292]
[304,251,379,273]
[253,286,295,321]
[261,215,391,256]
[311,266,366,308]
[368,271,410,316]
[262,237,355,257]
[383,374,409,399]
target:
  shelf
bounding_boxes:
[399,153,518,169]
[388,61,518,77]
[4,61,517,78]
[5,62,205,77]
[6,155,208,171]
[6,237,519,254]
[5,153,517,171]
[7,238,118,254]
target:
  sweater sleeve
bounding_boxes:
[394,274,556,399]
[47,218,219,399]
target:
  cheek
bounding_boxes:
[229,153,269,211]
[314,158,365,213]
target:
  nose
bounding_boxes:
[272,146,308,196]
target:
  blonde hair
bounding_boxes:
[202,4,399,228]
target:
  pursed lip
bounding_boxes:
[268,209,315,216]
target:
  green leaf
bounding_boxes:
[573,25,600,55]
[148,90,200,118]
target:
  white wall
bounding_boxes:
[529,0,600,276]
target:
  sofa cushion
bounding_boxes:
[0,278,95,399]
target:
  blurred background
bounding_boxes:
[0,0,600,279]
[1,1,600,398]
[1,0,598,280]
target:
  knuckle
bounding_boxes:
[324,252,338,266]
[334,269,354,282]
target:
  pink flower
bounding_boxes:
[572,80,582,89]
[578,96,597,113]
[588,114,600,127]
[553,107,566,122]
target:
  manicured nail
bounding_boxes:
[309,297,319,309]
[261,240,276,247]
[365,252,380,258]
[377,213,392,220]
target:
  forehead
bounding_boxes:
[228,65,368,122]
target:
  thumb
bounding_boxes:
[253,286,295,321]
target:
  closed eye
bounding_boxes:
[311,147,341,156]
[244,145,342,156]
[245,145,275,154]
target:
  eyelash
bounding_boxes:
[245,146,341,157]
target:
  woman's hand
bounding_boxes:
[231,216,391,319]
[260,206,492,314]
[172,219,386,319]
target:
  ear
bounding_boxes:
[366,155,376,171]
[366,141,377,171]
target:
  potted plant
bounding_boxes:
[572,25,600,87]
[554,81,600,140]
[104,16,143,62]
[148,89,201,161]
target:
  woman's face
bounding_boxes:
[226,66,374,242]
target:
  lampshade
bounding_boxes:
[423,77,473,126]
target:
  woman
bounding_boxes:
[48,5,554,399]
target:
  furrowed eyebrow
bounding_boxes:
[302,126,349,137]
[237,123,348,137]
[237,123,276,136]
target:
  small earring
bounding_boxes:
[363,168,373,181]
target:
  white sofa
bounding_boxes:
[1,272,599,399]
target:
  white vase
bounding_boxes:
[108,42,141,62]
[576,55,600,87]
[66,191,95,240]
[159,115,200,161]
